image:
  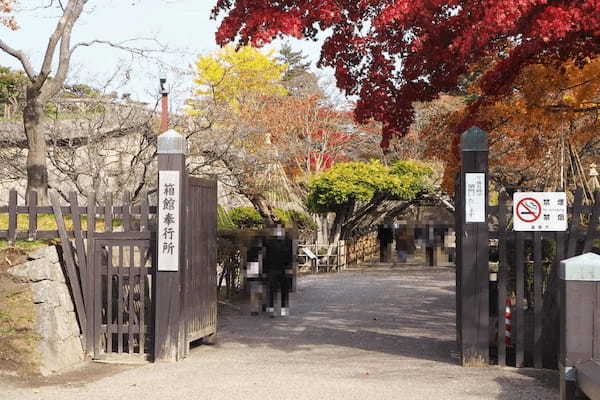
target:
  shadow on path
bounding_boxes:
[217,264,459,365]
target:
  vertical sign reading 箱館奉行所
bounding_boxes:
[158,170,180,271]
[465,173,486,223]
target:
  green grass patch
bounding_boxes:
[0,213,122,231]
[0,247,40,375]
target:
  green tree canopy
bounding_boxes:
[0,66,27,102]
[306,160,432,214]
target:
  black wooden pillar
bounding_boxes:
[457,126,489,366]
[154,129,187,361]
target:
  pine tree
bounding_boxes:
[278,43,311,82]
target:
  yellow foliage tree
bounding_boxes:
[190,44,287,112]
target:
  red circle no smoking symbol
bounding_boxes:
[516,197,542,223]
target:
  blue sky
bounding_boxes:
[1,0,341,110]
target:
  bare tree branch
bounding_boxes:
[0,39,35,80]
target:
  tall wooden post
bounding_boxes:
[457,126,489,366]
[154,129,187,361]
[560,253,600,399]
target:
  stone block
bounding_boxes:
[8,257,64,283]
[34,303,61,340]
[30,281,60,306]
[8,245,85,376]
[37,335,84,376]
[57,284,74,312]
[28,246,60,263]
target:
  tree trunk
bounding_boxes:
[23,89,49,204]
[315,214,329,244]
[247,194,277,225]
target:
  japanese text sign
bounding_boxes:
[158,170,180,271]
[465,173,486,223]
[513,192,567,231]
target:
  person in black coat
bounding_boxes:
[262,225,296,317]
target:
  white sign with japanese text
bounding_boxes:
[513,192,567,231]
[465,173,486,223]
[158,170,180,271]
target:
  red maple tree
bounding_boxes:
[212,0,600,148]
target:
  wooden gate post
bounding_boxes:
[154,129,187,361]
[457,126,489,366]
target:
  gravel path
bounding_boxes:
[1,262,558,399]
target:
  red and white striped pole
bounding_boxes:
[505,298,513,347]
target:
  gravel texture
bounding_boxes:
[1,262,558,399]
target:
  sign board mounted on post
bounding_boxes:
[158,170,181,271]
[513,192,567,231]
[465,173,486,223]
[302,247,318,260]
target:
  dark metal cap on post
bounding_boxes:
[460,126,488,152]
[159,78,168,96]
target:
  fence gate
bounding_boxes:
[181,177,217,355]
[90,232,155,360]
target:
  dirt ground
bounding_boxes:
[0,261,558,399]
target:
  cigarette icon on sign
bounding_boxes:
[516,197,542,223]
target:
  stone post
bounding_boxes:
[560,253,600,399]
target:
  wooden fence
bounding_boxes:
[1,178,218,362]
[344,230,380,266]
[0,189,157,243]
[0,188,157,358]
[297,243,345,272]
[455,126,600,369]
[489,189,600,368]
[296,230,380,273]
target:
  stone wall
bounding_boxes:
[8,246,84,376]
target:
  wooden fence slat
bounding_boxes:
[515,231,525,368]
[50,192,86,335]
[128,244,134,354]
[139,245,146,354]
[105,192,113,233]
[69,191,88,347]
[86,191,97,356]
[27,191,37,241]
[8,189,17,245]
[123,192,131,232]
[69,193,88,279]
[583,191,600,253]
[497,191,508,367]
[140,192,149,232]
[533,231,543,369]
[93,241,101,357]
[567,188,584,258]
[118,244,124,353]
[107,244,113,353]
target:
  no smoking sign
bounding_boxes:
[513,192,567,231]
